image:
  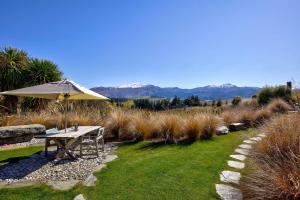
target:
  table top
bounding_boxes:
[35,126,102,139]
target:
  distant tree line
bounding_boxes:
[128,95,225,111]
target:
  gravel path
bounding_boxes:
[0,143,117,184]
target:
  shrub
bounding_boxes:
[198,114,221,139]
[231,96,242,106]
[104,109,132,140]
[239,109,257,127]
[131,112,158,140]
[158,114,182,143]
[183,116,203,142]
[240,114,300,199]
[221,110,241,126]
[257,86,292,105]
[266,98,292,114]
[254,108,271,125]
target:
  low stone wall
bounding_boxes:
[0,124,46,145]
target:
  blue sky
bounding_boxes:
[1,0,299,88]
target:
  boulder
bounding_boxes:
[216,126,229,135]
[229,123,246,132]
[0,124,45,145]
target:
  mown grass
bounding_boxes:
[0,146,44,166]
[0,129,256,200]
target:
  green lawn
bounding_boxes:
[0,129,256,200]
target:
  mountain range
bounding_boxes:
[91,83,260,100]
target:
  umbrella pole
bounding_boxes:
[64,95,69,133]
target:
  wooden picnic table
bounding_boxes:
[35,126,102,159]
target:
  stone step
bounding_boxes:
[250,137,262,142]
[74,194,86,200]
[239,144,252,149]
[216,184,243,200]
[228,160,245,169]
[230,154,246,161]
[243,140,256,144]
[234,148,249,155]
[220,170,241,184]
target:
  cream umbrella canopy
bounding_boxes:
[0,79,109,131]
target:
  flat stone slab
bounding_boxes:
[47,180,80,191]
[220,170,241,184]
[228,160,245,169]
[230,154,246,161]
[235,148,249,155]
[74,194,86,200]
[239,144,252,149]
[83,174,97,187]
[103,155,118,164]
[0,124,46,145]
[250,137,262,142]
[216,184,243,200]
[257,133,266,137]
[243,140,256,144]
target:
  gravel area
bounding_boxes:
[0,138,44,150]
[0,143,117,184]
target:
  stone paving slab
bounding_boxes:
[258,133,266,137]
[74,194,86,200]
[235,148,249,155]
[228,160,245,169]
[47,180,80,191]
[220,170,241,184]
[243,140,256,144]
[230,154,246,161]
[216,184,243,200]
[250,137,262,141]
[239,144,252,149]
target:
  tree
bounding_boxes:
[0,47,29,112]
[216,99,222,107]
[257,86,292,105]
[231,96,242,106]
[171,96,182,108]
[25,59,62,86]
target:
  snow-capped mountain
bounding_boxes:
[118,83,148,88]
[91,83,260,100]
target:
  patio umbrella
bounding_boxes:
[0,79,109,132]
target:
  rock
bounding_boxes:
[47,180,80,190]
[239,144,252,149]
[216,184,243,200]
[94,164,107,172]
[83,174,97,187]
[230,154,246,161]
[235,148,249,155]
[220,170,241,184]
[257,133,266,137]
[0,124,45,145]
[243,140,256,144]
[228,123,246,132]
[228,160,245,169]
[103,155,118,163]
[216,126,229,135]
[250,137,262,142]
[74,194,86,200]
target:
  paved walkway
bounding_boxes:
[215,132,266,200]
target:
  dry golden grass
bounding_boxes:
[266,98,292,114]
[183,116,203,142]
[197,114,222,139]
[240,114,300,200]
[104,109,132,140]
[158,114,182,143]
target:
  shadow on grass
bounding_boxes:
[116,137,216,151]
[0,156,32,166]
